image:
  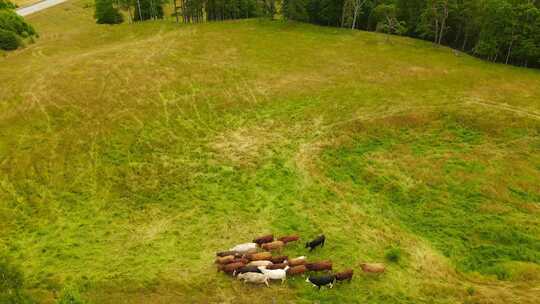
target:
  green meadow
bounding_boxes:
[1,1,539,303]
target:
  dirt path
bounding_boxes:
[16,0,68,16]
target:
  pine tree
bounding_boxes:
[95,0,124,24]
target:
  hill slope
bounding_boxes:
[1,1,539,303]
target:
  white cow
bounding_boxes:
[258,266,290,284]
[237,272,270,287]
[247,260,273,267]
[229,242,257,253]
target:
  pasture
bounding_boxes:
[0,0,539,303]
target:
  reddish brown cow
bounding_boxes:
[215,255,235,264]
[219,262,247,274]
[253,234,274,245]
[216,250,242,257]
[270,256,288,264]
[266,263,288,270]
[246,252,272,261]
[230,258,249,264]
[261,241,284,252]
[287,265,307,276]
[278,235,299,244]
[335,269,354,282]
[359,263,385,273]
[306,261,332,271]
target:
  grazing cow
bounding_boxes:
[258,266,290,284]
[230,258,249,264]
[287,265,307,276]
[216,250,241,257]
[266,263,288,270]
[261,241,284,252]
[334,269,354,282]
[219,262,246,274]
[288,256,307,267]
[230,243,257,253]
[246,252,272,261]
[215,255,235,264]
[233,265,262,276]
[278,235,299,244]
[270,256,288,264]
[253,234,274,245]
[359,263,385,273]
[305,235,325,252]
[237,272,270,287]
[306,261,332,271]
[306,275,335,290]
[247,260,273,267]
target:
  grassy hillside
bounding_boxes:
[1,1,539,303]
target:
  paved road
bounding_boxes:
[16,0,68,16]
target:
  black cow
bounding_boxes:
[305,235,325,251]
[233,265,263,276]
[306,274,335,290]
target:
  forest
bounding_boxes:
[99,0,540,69]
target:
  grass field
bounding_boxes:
[1,1,539,303]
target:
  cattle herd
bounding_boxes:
[215,234,385,290]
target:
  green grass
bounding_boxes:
[1,0,539,303]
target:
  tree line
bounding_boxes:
[95,0,540,68]
[283,0,540,68]
[0,0,37,51]
[96,0,276,24]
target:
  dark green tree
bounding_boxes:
[94,0,124,24]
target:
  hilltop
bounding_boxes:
[0,1,539,303]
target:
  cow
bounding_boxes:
[216,250,242,257]
[230,243,257,253]
[258,266,290,284]
[237,272,270,287]
[305,235,325,252]
[359,263,385,273]
[334,269,354,282]
[306,261,332,271]
[270,256,288,264]
[230,258,249,264]
[266,263,288,270]
[253,234,274,245]
[288,256,307,267]
[261,241,284,252]
[247,260,273,267]
[215,255,235,264]
[233,265,263,276]
[306,275,335,290]
[278,235,299,244]
[246,252,272,261]
[218,262,246,274]
[287,265,307,276]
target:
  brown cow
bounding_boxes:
[270,256,288,264]
[230,258,249,264]
[261,241,284,252]
[287,265,307,276]
[216,250,242,257]
[246,252,272,261]
[334,269,354,282]
[359,263,385,273]
[219,262,246,274]
[215,255,235,264]
[266,263,288,270]
[278,235,299,244]
[306,261,332,271]
[253,234,274,245]
[288,256,307,267]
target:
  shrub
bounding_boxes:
[385,247,402,263]
[0,0,16,10]
[94,0,123,24]
[0,28,19,50]
[0,10,36,37]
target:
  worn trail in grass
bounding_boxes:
[1,1,539,303]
